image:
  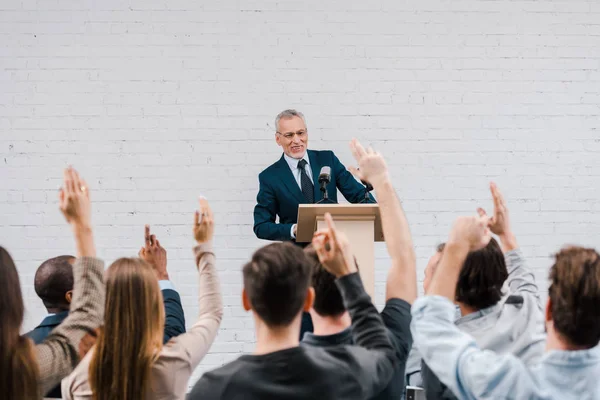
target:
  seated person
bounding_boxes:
[301,138,415,400]
[411,215,600,399]
[62,198,223,400]
[408,183,546,399]
[26,255,76,345]
[189,212,399,399]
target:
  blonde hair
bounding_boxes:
[90,258,165,400]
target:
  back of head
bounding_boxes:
[34,255,75,312]
[549,247,600,349]
[455,238,508,310]
[304,245,346,317]
[243,242,311,327]
[0,247,39,400]
[90,258,164,400]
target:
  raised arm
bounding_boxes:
[349,138,417,303]
[139,225,186,343]
[478,182,538,296]
[169,197,223,367]
[412,215,540,399]
[35,167,105,395]
[313,214,397,398]
[411,296,539,400]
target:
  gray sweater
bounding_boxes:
[410,249,546,399]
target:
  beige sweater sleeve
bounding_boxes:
[170,242,223,367]
[35,256,105,396]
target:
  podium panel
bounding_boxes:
[316,216,375,297]
[297,204,382,298]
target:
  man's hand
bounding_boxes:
[312,213,357,277]
[477,182,517,251]
[139,225,169,280]
[193,196,214,244]
[59,167,91,230]
[448,215,492,252]
[348,138,391,188]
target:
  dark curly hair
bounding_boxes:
[453,238,508,310]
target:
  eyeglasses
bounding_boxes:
[277,130,307,140]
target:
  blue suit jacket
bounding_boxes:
[254,149,375,242]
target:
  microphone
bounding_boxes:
[318,166,331,193]
[316,166,332,203]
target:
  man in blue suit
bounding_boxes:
[253,109,375,337]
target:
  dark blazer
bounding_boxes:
[162,288,186,344]
[26,312,70,398]
[253,149,375,242]
[25,289,185,398]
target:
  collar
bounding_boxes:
[543,344,600,366]
[283,151,310,170]
[37,311,69,328]
[302,327,353,347]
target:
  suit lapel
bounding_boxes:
[277,155,306,204]
[308,150,322,202]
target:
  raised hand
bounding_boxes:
[348,138,390,188]
[312,213,357,277]
[59,167,91,229]
[477,182,517,251]
[139,225,169,280]
[193,196,214,244]
[477,182,510,236]
[448,215,492,252]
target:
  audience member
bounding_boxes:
[0,167,105,399]
[25,255,75,398]
[406,183,547,397]
[138,225,187,344]
[26,255,75,345]
[411,214,600,399]
[188,212,399,399]
[301,138,415,400]
[62,197,222,400]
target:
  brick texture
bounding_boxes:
[1,0,600,386]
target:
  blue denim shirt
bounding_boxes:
[411,295,600,400]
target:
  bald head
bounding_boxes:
[34,255,75,313]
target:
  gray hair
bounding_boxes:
[275,109,307,132]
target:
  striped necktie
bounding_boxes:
[297,159,314,203]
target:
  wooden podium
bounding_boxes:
[296,204,383,297]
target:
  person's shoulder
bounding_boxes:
[258,156,285,179]
[381,298,412,320]
[189,360,248,399]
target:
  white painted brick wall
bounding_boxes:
[1,0,600,385]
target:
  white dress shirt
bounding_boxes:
[284,152,314,188]
[283,152,313,239]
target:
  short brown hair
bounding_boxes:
[549,247,600,348]
[304,245,346,317]
[454,238,508,310]
[243,242,312,327]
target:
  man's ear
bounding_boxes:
[242,288,252,312]
[303,287,315,312]
[545,297,552,323]
[275,134,282,147]
[65,290,73,304]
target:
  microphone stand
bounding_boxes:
[316,179,336,204]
